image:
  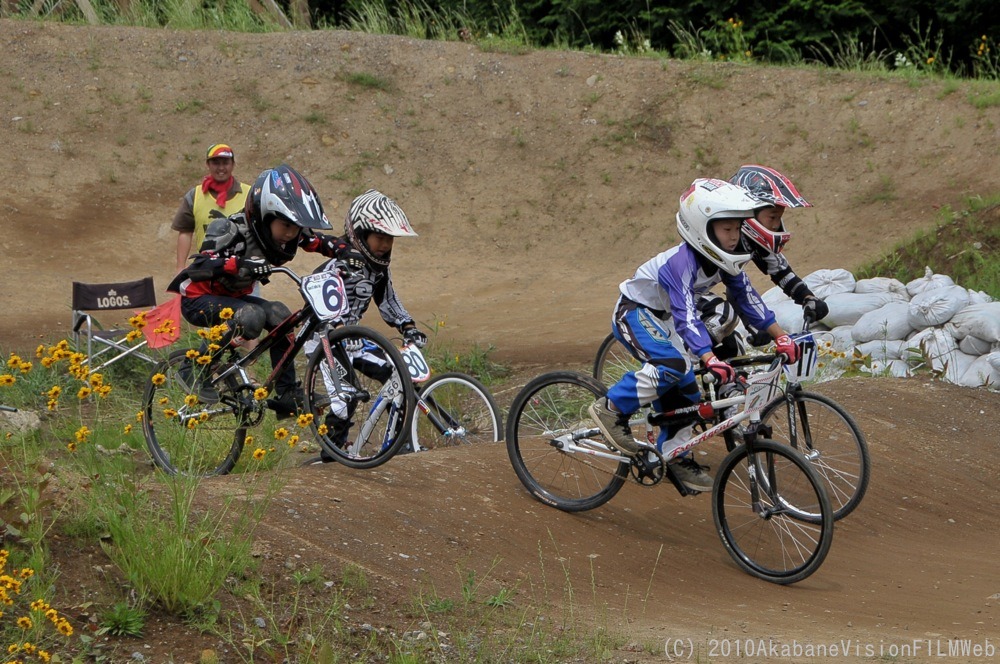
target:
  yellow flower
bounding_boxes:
[219,308,235,320]
[67,442,77,452]
[17,616,33,629]
[317,424,329,436]
[97,385,112,398]
[46,386,61,398]
[196,355,213,365]
[158,397,169,405]
[39,649,51,662]
[198,412,209,422]
[252,448,266,460]
[77,386,91,399]
[18,569,33,579]
[35,345,46,358]
[41,357,55,368]
[74,426,91,443]
[151,373,166,386]
[207,343,221,353]
[186,349,201,359]
[0,374,15,386]
[163,408,178,418]
[926,56,935,65]
[184,394,199,407]
[253,387,269,401]
[7,354,22,368]
[18,361,32,374]
[288,434,300,448]
[245,435,254,446]
[30,599,48,611]
[136,411,145,422]
[123,424,133,434]
[296,413,314,427]
[56,619,73,636]
[125,329,143,342]
[274,428,289,440]
[186,419,197,430]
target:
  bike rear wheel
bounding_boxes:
[714,439,833,584]
[506,371,629,512]
[142,349,246,476]
[412,372,502,450]
[303,325,415,469]
[724,390,870,521]
[592,333,641,386]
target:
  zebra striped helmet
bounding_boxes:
[344,189,418,268]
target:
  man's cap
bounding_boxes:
[206,143,235,160]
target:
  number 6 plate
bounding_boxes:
[300,272,349,321]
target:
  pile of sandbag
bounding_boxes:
[762,267,1000,389]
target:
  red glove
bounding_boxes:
[705,356,736,385]
[774,335,800,364]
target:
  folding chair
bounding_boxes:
[71,277,158,372]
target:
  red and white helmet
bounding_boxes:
[729,164,811,254]
[676,178,762,276]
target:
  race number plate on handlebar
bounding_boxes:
[300,272,349,322]
[400,344,432,383]
[783,332,819,382]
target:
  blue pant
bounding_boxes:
[605,298,701,446]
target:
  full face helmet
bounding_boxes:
[245,164,332,265]
[344,189,418,269]
[676,178,763,276]
[728,164,811,254]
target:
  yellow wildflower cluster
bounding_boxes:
[0,550,70,662]
[977,35,990,58]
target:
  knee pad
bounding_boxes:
[263,300,293,329]
[698,295,740,344]
[233,304,267,340]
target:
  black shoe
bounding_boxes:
[267,386,304,420]
[176,359,219,404]
[324,412,353,450]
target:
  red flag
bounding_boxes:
[139,296,182,349]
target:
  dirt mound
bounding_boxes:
[3,19,999,662]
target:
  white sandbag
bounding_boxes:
[817,326,856,354]
[856,339,910,362]
[908,328,973,383]
[803,269,856,299]
[862,358,913,378]
[769,299,808,334]
[905,266,954,296]
[761,286,791,305]
[990,352,1000,372]
[822,291,900,327]
[968,290,995,305]
[957,353,1000,388]
[958,335,993,356]
[949,302,1000,342]
[854,277,908,297]
[852,302,915,342]
[907,285,971,328]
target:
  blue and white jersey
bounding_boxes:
[618,243,775,357]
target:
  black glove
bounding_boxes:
[238,257,272,279]
[747,328,773,347]
[802,297,829,324]
[402,327,428,349]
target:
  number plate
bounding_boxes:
[401,343,432,383]
[300,272,349,321]
[783,332,818,382]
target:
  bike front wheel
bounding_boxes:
[714,439,833,585]
[592,333,641,386]
[412,372,502,450]
[506,371,629,512]
[725,390,870,521]
[303,326,416,469]
[142,349,246,476]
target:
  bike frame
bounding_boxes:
[551,359,786,464]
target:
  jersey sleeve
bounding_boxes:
[724,272,776,331]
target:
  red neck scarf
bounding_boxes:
[201,175,235,207]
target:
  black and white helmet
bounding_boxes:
[245,164,332,265]
[676,178,763,276]
[344,189,417,269]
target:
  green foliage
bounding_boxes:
[98,601,147,637]
[855,195,1000,297]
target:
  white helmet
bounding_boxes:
[676,178,762,275]
[344,189,418,269]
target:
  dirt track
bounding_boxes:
[209,376,999,662]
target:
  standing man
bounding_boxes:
[171,143,250,271]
